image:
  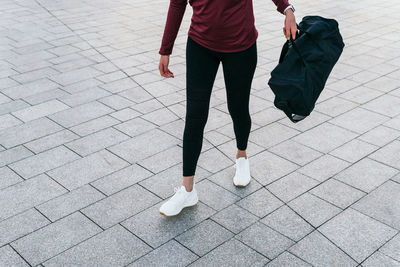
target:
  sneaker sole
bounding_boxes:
[159,199,199,216]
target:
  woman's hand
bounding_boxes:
[283,9,297,40]
[159,55,174,78]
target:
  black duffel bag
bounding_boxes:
[268,15,345,123]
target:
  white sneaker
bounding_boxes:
[159,183,199,216]
[233,157,251,187]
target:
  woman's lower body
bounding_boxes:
[183,35,258,177]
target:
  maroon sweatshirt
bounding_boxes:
[159,0,290,55]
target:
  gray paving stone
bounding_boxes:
[48,101,114,128]
[362,251,400,267]
[43,225,152,267]
[69,115,120,136]
[82,184,160,228]
[261,205,314,242]
[0,145,34,167]
[329,107,389,134]
[138,145,182,174]
[37,184,105,222]
[266,251,312,267]
[47,149,129,190]
[24,129,80,154]
[269,140,323,166]
[122,202,215,248]
[267,172,319,203]
[363,95,400,117]
[352,181,400,230]
[175,219,234,256]
[0,246,29,267]
[58,87,111,107]
[109,128,180,163]
[289,230,357,267]
[11,100,69,122]
[92,163,153,196]
[110,107,141,121]
[23,88,70,106]
[297,154,350,182]
[48,66,102,86]
[0,174,67,220]
[0,166,22,190]
[0,117,63,148]
[329,139,378,163]
[129,239,198,267]
[2,78,59,99]
[288,192,342,228]
[98,94,135,110]
[335,158,398,192]
[190,238,269,267]
[100,77,139,94]
[380,234,400,262]
[359,125,400,147]
[0,208,50,247]
[0,113,21,131]
[211,204,258,234]
[315,96,358,117]
[310,178,365,209]
[250,150,299,186]
[293,123,358,153]
[251,122,300,148]
[0,100,31,116]
[236,187,283,218]
[65,127,130,156]
[236,221,294,259]
[9,145,80,179]
[319,208,397,263]
[369,140,400,169]
[339,86,384,104]
[11,212,102,266]
[195,179,240,211]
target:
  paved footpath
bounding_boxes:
[1,0,400,266]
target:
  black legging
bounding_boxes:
[183,36,257,177]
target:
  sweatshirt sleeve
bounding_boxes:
[159,0,188,56]
[271,0,291,14]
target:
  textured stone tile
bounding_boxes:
[288,193,342,228]
[250,150,299,185]
[297,154,350,182]
[339,86,383,104]
[266,252,312,267]
[195,179,240,211]
[11,100,69,122]
[129,239,198,267]
[2,78,58,99]
[293,123,358,153]
[250,122,300,148]
[335,158,398,192]
[0,100,30,116]
[325,78,359,93]
[0,113,21,131]
[47,149,129,190]
[23,89,70,106]
[236,221,294,259]
[289,230,357,266]
[211,204,258,234]
[319,208,397,263]
[0,174,66,220]
[330,107,389,134]
[364,76,400,93]
[369,140,400,169]
[65,127,130,156]
[0,166,22,190]
[359,125,400,147]
[363,95,400,117]
[279,111,331,132]
[138,145,182,174]
[98,94,135,110]
[196,147,233,174]
[0,117,63,148]
[236,187,283,218]
[314,96,358,116]
[108,128,179,163]
[92,164,153,196]
[352,181,400,230]
[0,246,29,267]
[362,251,400,267]
[267,172,319,202]
[310,178,365,209]
[9,146,80,179]
[58,87,111,107]
[329,139,378,163]
[25,129,79,154]
[269,140,323,166]
[37,184,104,222]
[43,225,151,267]
[11,212,102,266]
[251,107,286,126]
[48,101,114,128]
[122,202,215,248]
[0,145,34,167]
[380,234,400,262]
[175,219,234,256]
[69,115,120,136]
[261,205,314,242]
[0,209,49,247]
[48,66,102,86]
[188,238,268,267]
[82,184,160,228]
